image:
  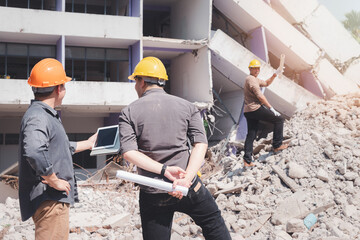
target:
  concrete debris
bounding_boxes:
[1,94,360,239]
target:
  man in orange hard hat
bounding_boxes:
[243,59,288,167]
[18,58,97,239]
[119,57,231,240]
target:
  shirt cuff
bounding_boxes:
[69,141,77,155]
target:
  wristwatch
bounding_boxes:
[160,164,167,177]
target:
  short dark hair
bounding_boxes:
[34,85,61,99]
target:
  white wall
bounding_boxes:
[0,7,141,47]
[171,0,211,40]
[0,80,138,113]
[170,47,213,104]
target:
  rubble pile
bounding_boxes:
[206,93,360,239]
[1,93,360,239]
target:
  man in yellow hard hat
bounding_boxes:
[243,59,288,167]
[18,58,97,239]
[119,56,231,240]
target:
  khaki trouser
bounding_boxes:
[32,200,70,240]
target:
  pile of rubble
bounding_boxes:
[1,93,360,239]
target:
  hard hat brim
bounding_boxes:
[128,74,135,81]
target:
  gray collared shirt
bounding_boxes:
[18,100,77,221]
[119,88,207,193]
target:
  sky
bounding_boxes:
[318,0,360,21]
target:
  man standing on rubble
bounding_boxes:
[19,58,96,239]
[243,59,288,167]
[119,56,231,240]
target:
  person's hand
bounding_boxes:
[275,67,285,76]
[87,132,98,150]
[42,178,71,195]
[164,166,186,182]
[168,176,192,200]
[270,107,281,116]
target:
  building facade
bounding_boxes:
[0,0,214,178]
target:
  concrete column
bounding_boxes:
[56,0,65,11]
[249,26,269,63]
[300,71,325,98]
[235,103,247,141]
[130,0,141,17]
[129,41,142,79]
[56,35,65,66]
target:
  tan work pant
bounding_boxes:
[32,200,70,240]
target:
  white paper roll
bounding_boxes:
[116,170,189,196]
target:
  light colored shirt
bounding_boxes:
[244,75,267,112]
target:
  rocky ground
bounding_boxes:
[1,93,360,240]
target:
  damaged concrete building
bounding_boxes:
[0,0,359,180]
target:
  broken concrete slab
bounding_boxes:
[0,181,18,204]
[242,214,271,238]
[69,212,104,229]
[272,1,360,64]
[102,213,131,229]
[213,0,360,98]
[209,29,319,117]
[286,218,306,233]
[272,165,300,192]
[271,191,309,225]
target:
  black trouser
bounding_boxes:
[243,105,284,163]
[139,177,231,240]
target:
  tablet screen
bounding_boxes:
[94,126,118,149]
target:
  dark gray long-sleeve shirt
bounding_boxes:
[18,100,77,221]
[119,88,207,193]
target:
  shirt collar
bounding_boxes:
[141,88,165,97]
[31,100,59,118]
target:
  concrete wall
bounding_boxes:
[170,47,213,104]
[0,7,141,47]
[171,0,211,40]
[0,80,138,113]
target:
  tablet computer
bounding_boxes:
[90,125,120,156]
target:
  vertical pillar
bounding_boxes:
[56,35,65,66]
[300,71,325,98]
[129,41,142,80]
[56,0,65,11]
[130,0,141,17]
[249,26,269,63]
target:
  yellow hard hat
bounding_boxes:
[129,56,168,81]
[249,59,261,68]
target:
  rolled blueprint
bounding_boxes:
[116,170,189,196]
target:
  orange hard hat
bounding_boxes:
[28,58,71,88]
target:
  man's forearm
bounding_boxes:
[75,140,92,153]
[258,95,272,109]
[185,143,207,181]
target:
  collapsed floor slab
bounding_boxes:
[209,30,319,118]
[213,0,360,98]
